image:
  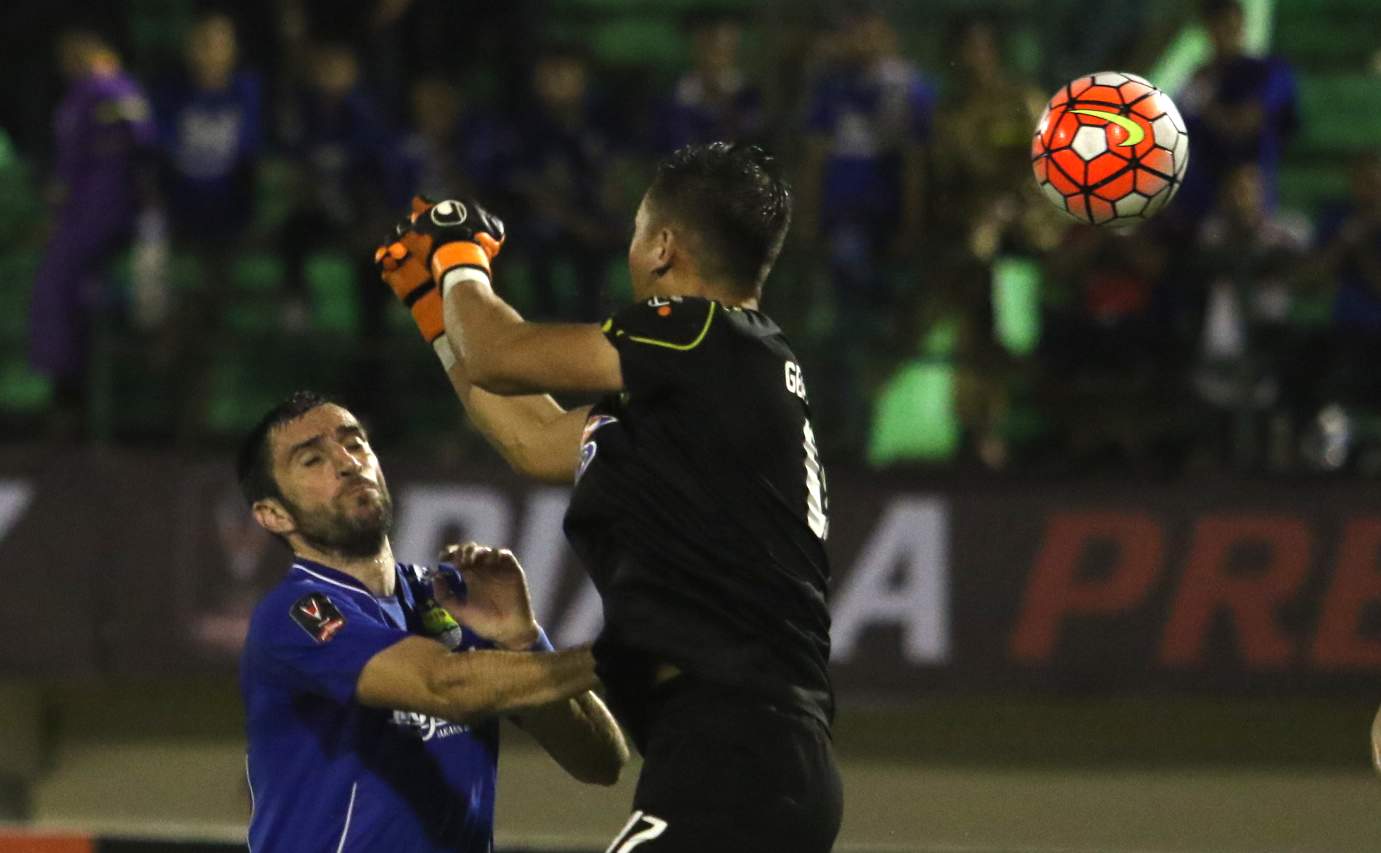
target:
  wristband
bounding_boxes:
[527,626,555,653]
[440,265,492,299]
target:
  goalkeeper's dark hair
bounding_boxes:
[236,390,339,506]
[646,142,792,298]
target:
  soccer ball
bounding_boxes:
[1031,71,1189,226]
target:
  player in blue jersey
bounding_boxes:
[377,143,840,852]
[237,391,627,853]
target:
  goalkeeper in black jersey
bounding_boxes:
[377,143,841,852]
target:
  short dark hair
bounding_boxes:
[645,142,792,297]
[236,390,337,506]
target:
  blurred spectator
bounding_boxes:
[797,6,933,303]
[506,45,623,321]
[1318,153,1381,336]
[1311,153,1381,416]
[29,29,155,438]
[398,75,512,204]
[654,12,765,152]
[156,13,262,248]
[1173,0,1299,229]
[932,16,1059,266]
[278,41,401,334]
[154,13,264,440]
[1189,163,1311,469]
[795,5,935,452]
[1040,225,1176,467]
[398,76,472,201]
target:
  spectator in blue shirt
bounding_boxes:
[238,391,627,853]
[1313,153,1381,410]
[156,12,262,244]
[155,12,264,440]
[654,12,765,153]
[505,45,624,322]
[278,41,403,334]
[795,6,935,453]
[1173,0,1299,228]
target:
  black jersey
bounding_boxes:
[563,296,833,743]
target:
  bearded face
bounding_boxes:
[280,473,394,558]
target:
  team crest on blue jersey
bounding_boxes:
[290,593,345,643]
[576,415,618,481]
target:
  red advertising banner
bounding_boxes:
[3,448,1380,693]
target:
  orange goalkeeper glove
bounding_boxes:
[375,196,506,360]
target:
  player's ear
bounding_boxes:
[656,227,676,265]
[252,497,297,537]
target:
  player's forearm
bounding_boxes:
[442,360,577,483]
[442,272,526,391]
[428,646,599,723]
[514,691,629,786]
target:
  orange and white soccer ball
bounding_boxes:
[1031,71,1189,226]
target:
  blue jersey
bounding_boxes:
[154,71,263,236]
[805,57,935,225]
[241,558,499,853]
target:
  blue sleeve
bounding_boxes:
[249,589,409,705]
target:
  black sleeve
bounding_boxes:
[603,297,725,396]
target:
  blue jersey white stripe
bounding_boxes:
[241,557,499,852]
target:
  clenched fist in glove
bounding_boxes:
[376,196,506,365]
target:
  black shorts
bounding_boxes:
[605,678,843,853]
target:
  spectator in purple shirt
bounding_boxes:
[29,28,155,436]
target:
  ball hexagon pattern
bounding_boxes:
[1031,71,1190,227]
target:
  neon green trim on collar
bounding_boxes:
[625,301,718,351]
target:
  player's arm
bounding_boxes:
[441,272,624,396]
[442,357,591,484]
[510,691,628,786]
[376,200,597,480]
[356,636,599,724]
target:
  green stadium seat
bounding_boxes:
[588,18,688,70]
[1296,75,1381,154]
[1278,162,1351,217]
[1275,13,1379,68]
[306,253,358,335]
[867,359,962,466]
[0,360,51,413]
[993,256,1042,357]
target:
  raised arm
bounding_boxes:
[441,357,590,484]
[375,197,601,481]
[441,268,623,396]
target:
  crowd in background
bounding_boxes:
[4,0,1380,477]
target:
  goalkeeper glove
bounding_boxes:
[375,196,506,362]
